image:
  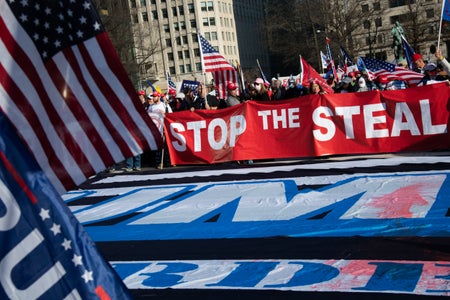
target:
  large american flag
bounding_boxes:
[0,0,162,193]
[359,57,424,86]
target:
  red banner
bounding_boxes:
[164,83,450,165]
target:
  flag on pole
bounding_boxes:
[401,35,415,70]
[359,57,424,86]
[256,58,270,86]
[320,51,328,71]
[340,46,355,66]
[198,32,237,99]
[167,71,177,94]
[0,112,132,299]
[300,57,334,94]
[325,37,338,81]
[0,0,162,193]
[443,0,450,21]
[198,32,235,72]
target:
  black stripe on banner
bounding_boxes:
[96,237,450,261]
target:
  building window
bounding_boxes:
[179,65,185,73]
[426,9,434,18]
[176,36,181,45]
[140,0,146,7]
[207,1,214,11]
[182,35,188,44]
[152,10,157,20]
[375,17,382,27]
[179,5,184,15]
[172,7,177,16]
[166,39,172,47]
[184,50,190,58]
[169,66,176,75]
[190,19,197,28]
[202,18,209,26]
[373,2,381,10]
[209,17,216,26]
[174,22,179,31]
[162,8,168,18]
[194,48,200,57]
[196,62,202,71]
[205,32,211,40]
[363,20,371,29]
[164,24,170,32]
[211,31,218,40]
[186,64,192,72]
[142,12,148,22]
[201,2,207,11]
[178,51,183,59]
[168,52,174,61]
[361,4,369,12]
[180,21,186,30]
[130,0,136,8]
[150,0,155,3]
[132,14,138,23]
[188,3,195,13]
[389,0,415,8]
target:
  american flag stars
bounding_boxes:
[8,0,104,60]
[38,203,94,284]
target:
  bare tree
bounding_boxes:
[94,0,162,87]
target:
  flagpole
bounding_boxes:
[438,0,446,50]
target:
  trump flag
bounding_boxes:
[0,112,132,299]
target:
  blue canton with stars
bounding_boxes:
[7,0,105,60]
[360,57,396,72]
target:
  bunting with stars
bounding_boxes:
[0,112,132,299]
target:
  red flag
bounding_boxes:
[300,57,334,94]
[0,0,162,193]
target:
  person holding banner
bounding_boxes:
[253,78,270,101]
[225,82,241,107]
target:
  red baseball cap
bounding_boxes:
[413,53,422,62]
[227,82,237,90]
[138,90,145,95]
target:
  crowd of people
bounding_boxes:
[111,49,450,172]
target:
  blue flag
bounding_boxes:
[443,0,450,21]
[401,35,415,70]
[0,112,132,299]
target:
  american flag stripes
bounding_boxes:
[212,69,239,100]
[198,33,235,73]
[0,0,162,193]
[360,57,424,86]
[198,32,238,99]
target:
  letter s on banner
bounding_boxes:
[170,123,187,152]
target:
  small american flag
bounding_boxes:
[198,32,235,72]
[360,57,424,86]
[0,0,162,193]
[167,71,177,94]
